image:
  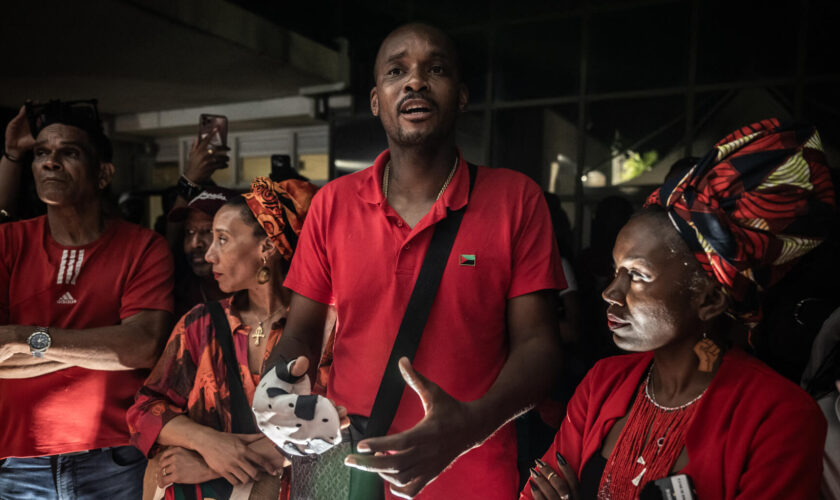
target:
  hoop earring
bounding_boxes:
[693,332,720,372]
[256,256,270,285]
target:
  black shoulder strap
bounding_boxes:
[207,301,258,434]
[365,163,477,438]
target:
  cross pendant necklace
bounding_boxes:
[251,309,281,345]
[252,323,266,345]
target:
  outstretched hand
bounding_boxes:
[344,357,480,499]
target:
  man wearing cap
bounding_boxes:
[164,124,233,317]
[0,101,174,499]
[168,186,235,318]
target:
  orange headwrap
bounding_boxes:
[243,177,318,262]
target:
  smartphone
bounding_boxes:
[639,474,698,500]
[198,114,228,152]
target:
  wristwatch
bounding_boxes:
[176,175,203,201]
[27,327,51,358]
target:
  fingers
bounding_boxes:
[344,445,420,474]
[354,428,414,454]
[346,451,423,497]
[398,357,435,413]
[290,355,309,377]
[243,447,276,476]
[336,405,351,430]
[529,458,572,500]
[197,127,217,149]
[336,405,348,419]
[189,128,228,164]
[388,476,424,499]
[554,452,580,500]
[345,447,426,492]
[379,458,423,489]
[237,433,265,444]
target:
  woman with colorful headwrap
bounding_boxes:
[522,119,834,500]
[127,177,321,500]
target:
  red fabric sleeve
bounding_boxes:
[508,180,565,299]
[284,189,333,304]
[734,393,826,499]
[127,313,196,456]
[120,231,174,319]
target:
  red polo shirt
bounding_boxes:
[285,149,564,499]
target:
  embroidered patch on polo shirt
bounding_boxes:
[459,254,476,267]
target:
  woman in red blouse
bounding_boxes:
[523,120,834,500]
[127,177,320,500]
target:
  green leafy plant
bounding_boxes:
[620,150,658,182]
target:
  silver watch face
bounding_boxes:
[30,331,50,350]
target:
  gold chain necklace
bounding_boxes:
[251,308,282,346]
[383,156,459,201]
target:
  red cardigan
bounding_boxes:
[521,349,826,499]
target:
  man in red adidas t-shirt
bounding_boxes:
[0,101,173,499]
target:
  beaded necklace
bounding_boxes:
[598,364,706,499]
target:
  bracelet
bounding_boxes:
[176,175,203,201]
[3,151,21,163]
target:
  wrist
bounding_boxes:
[181,172,201,186]
[3,325,31,355]
[176,175,203,201]
[3,150,23,163]
[460,400,493,446]
[188,425,219,453]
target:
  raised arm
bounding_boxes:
[0,106,35,220]
[0,309,172,377]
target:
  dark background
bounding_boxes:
[2,0,838,248]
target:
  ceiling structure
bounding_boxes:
[0,0,348,119]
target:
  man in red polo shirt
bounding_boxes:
[273,24,564,499]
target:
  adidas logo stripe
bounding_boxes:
[57,249,84,285]
[57,292,77,304]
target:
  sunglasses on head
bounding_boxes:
[24,99,101,139]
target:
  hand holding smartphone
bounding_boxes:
[198,114,229,157]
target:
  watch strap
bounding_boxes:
[177,175,203,201]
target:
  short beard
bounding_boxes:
[390,116,456,149]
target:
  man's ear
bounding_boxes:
[98,162,115,190]
[698,284,729,322]
[458,83,469,112]
[370,87,379,117]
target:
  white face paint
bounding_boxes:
[251,361,342,456]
